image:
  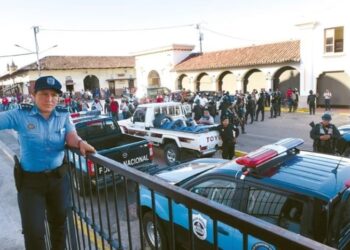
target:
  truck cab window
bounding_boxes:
[133,108,146,122]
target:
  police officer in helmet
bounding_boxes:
[310,113,340,155]
[218,115,239,160]
[0,76,96,250]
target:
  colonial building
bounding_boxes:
[0,56,135,97]
[134,18,349,107]
[1,8,348,107]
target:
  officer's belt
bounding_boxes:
[22,164,68,178]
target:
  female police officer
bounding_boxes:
[0,76,96,250]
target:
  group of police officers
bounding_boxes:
[197,89,342,160]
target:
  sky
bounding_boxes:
[0,0,338,75]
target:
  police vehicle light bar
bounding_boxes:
[236,138,304,168]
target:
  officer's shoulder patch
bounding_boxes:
[55,106,69,113]
[19,103,34,111]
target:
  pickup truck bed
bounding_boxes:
[86,133,143,151]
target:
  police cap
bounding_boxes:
[34,76,62,94]
[322,113,332,121]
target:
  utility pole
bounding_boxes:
[196,24,203,54]
[33,26,41,76]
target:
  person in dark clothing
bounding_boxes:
[275,90,282,116]
[192,99,203,122]
[207,99,217,118]
[104,97,111,116]
[218,116,238,160]
[234,98,246,134]
[293,88,299,112]
[270,92,277,118]
[310,113,341,154]
[245,95,255,124]
[219,93,231,116]
[265,89,271,107]
[255,92,265,121]
[307,90,317,115]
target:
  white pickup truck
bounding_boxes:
[118,102,222,165]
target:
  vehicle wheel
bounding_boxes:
[164,143,179,165]
[343,147,350,157]
[142,212,168,250]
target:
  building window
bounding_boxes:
[324,26,344,53]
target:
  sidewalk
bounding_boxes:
[0,138,24,250]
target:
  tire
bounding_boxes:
[142,211,168,250]
[164,143,180,165]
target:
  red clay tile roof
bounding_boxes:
[19,56,135,71]
[175,40,300,72]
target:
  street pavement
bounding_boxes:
[0,107,349,249]
[0,130,23,250]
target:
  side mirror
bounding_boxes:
[131,116,134,123]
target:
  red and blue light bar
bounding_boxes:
[236,138,304,168]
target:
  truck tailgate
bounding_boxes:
[98,140,152,168]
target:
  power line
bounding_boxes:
[0,52,35,58]
[202,26,256,42]
[40,23,195,32]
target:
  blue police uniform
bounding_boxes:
[0,105,75,171]
[0,76,76,250]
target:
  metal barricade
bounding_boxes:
[59,148,334,250]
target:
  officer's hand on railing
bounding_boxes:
[78,140,96,156]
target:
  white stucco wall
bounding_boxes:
[134,45,194,97]
[297,1,349,106]
[1,67,135,96]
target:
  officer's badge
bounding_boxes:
[27,123,35,130]
[47,77,55,85]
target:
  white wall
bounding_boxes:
[1,67,135,95]
[297,1,349,106]
[135,46,193,96]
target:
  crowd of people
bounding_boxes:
[0,86,338,160]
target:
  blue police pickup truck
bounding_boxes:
[69,112,157,194]
[140,138,350,249]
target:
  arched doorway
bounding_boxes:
[177,74,191,90]
[218,71,235,93]
[148,70,160,87]
[317,71,350,107]
[243,69,265,93]
[195,73,212,91]
[84,75,100,93]
[273,66,300,95]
